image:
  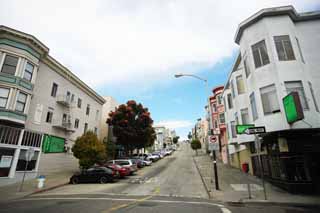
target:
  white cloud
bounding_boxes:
[1,0,319,91]
[155,120,193,129]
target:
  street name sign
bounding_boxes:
[236,124,254,134]
[244,126,266,135]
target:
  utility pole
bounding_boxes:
[212,150,219,190]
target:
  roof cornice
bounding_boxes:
[235,5,320,44]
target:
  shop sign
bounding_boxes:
[0,155,13,168]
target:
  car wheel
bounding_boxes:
[100,176,108,184]
[71,177,79,184]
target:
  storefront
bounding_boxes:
[251,128,320,194]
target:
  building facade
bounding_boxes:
[100,96,118,142]
[209,86,228,164]
[0,26,105,182]
[223,6,320,193]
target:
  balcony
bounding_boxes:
[56,95,73,107]
[52,119,75,132]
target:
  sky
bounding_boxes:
[1,0,319,139]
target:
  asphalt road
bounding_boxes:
[0,144,318,213]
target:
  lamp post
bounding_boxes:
[174,73,219,190]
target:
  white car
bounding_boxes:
[142,159,152,166]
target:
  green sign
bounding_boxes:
[42,135,65,153]
[283,92,304,124]
[236,124,255,134]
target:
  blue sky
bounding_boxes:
[1,0,319,139]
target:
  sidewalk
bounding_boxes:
[193,150,320,206]
[0,170,73,202]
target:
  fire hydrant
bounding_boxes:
[37,175,46,189]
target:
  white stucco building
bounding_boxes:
[222,6,320,193]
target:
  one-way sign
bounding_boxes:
[244,126,266,135]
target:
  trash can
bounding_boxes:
[242,163,249,173]
[37,175,46,189]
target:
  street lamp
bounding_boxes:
[174,73,219,190]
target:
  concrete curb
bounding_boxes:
[26,182,69,197]
[228,200,320,208]
[192,156,211,199]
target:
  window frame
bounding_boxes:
[15,92,27,113]
[46,111,53,123]
[285,81,309,110]
[240,108,250,124]
[86,104,90,115]
[51,83,58,97]
[23,62,34,81]
[260,84,281,115]
[74,118,80,129]
[308,81,319,112]
[0,87,10,109]
[236,75,245,95]
[251,40,270,68]
[274,35,295,61]
[227,93,233,109]
[77,98,82,108]
[1,54,19,76]
[250,92,258,121]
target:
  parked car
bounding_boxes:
[70,167,114,184]
[135,153,158,162]
[130,158,145,168]
[142,159,152,166]
[106,164,130,178]
[108,159,138,175]
[152,152,164,159]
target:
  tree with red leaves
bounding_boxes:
[107,100,156,155]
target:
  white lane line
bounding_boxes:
[221,207,232,213]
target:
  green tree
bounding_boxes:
[104,138,116,160]
[190,139,201,156]
[107,100,156,156]
[172,136,180,144]
[72,131,106,169]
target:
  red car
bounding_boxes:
[106,164,130,178]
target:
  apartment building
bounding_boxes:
[222,6,320,193]
[209,86,228,164]
[0,26,105,182]
[100,96,118,142]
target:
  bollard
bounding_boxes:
[37,175,46,189]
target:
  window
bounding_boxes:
[285,81,309,110]
[214,120,218,129]
[1,55,18,75]
[46,111,53,123]
[51,83,58,97]
[23,62,34,81]
[235,112,239,124]
[66,91,71,102]
[296,37,305,63]
[0,88,10,108]
[77,98,82,108]
[16,150,39,171]
[244,57,251,77]
[212,103,217,112]
[84,123,88,133]
[217,95,222,105]
[236,75,245,94]
[62,114,67,123]
[241,108,250,124]
[71,94,75,103]
[231,121,236,138]
[252,40,270,68]
[227,94,233,109]
[15,92,27,113]
[219,113,225,124]
[86,104,90,115]
[250,92,258,120]
[230,80,235,97]
[95,110,99,121]
[308,82,319,112]
[74,119,79,128]
[274,35,295,61]
[260,84,280,115]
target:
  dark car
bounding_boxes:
[70,167,114,184]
